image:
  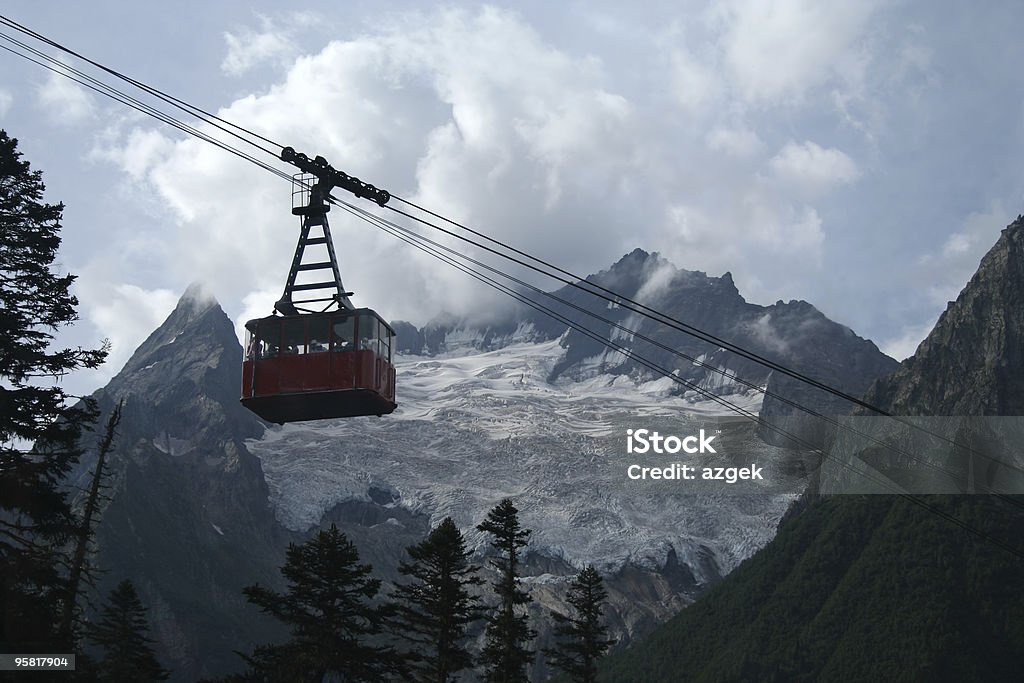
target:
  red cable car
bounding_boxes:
[241,309,396,423]
[240,152,397,423]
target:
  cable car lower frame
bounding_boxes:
[241,308,397,424]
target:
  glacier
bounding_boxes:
[248,339,809,581]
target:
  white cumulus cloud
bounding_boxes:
[670,48,717,114]
[769,141,861,196]
[915,201,1011,306]
[76,282,180,388]
[35,66,95,125]
[706,126,763,158]
[97,6,643,327]
[221,15,301,76]
[717,0,882,103]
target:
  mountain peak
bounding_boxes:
[175,280,218,316]
[1006,214,1024,234]
[105,285,257,433]
[608,247,658,273]
[139,282,225,354]
[624,246,651,260]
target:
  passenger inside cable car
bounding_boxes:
[240,309,396,423]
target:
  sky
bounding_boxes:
[1,1,1022,397]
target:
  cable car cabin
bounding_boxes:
[241,309,397,423]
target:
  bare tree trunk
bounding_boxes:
[60,399,123,645]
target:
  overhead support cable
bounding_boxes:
[0,33,293,186]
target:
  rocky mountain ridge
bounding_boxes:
[394,248,898,447]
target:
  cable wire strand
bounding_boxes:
[0,14,286,156]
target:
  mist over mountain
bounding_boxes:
[395,248,897,448]
[599,216,1024,681]
[75,250,898,680]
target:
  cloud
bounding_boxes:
[914,201,1011,306]
[748,313,790,355]
[76,282,179,387]
[655,199,825,313]
[635,259,679,305]
[91,126,175,180]
[35,66,95,125]
[97,6,643,327]
[0,89,12,117]
[769,141,861,196]
[706,126,762,158]
[879,319,934,362]
[221,15,302,76]
[716,0,882,103]
[77,0,1016,365]
[670,48,717,114]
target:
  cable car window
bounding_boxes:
[282,318,306,355]
[331,315,354,352]
[359,314,377,353]
[244,328,256,361]
[308,317,329,353]
[379,320,391,362]
[257,319,280,359]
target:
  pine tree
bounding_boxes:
[390,517,484,682]
[0,128,107,652]
[543,566,615,682]
[87,579,169,682]
[476,499,536,683]
[241,524,395,681]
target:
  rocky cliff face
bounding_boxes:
[864,215,1024,416]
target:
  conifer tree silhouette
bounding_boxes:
[477,499,535,682]
[0,128,108,653]
[391,517,484,681]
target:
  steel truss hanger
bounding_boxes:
[275,176,352,315]
[273,148,390,316]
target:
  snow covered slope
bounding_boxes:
[249,339,809,582]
